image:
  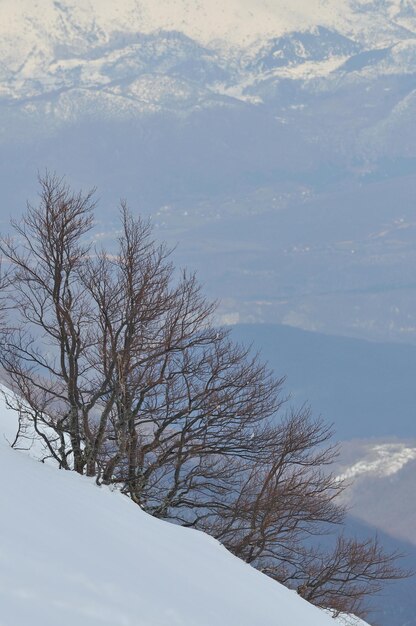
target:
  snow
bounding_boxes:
[1,0,415,115]
[337,442,416,481]
[0,0,414,64]
[0,392,370,626]
[334,615,372,626]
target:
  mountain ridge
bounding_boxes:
[2,1,416,343]
[2,0,414,56]
[2,1,416,137]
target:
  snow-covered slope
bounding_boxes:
[0,400,368,626]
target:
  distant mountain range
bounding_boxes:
[2,0,416,342]
[2,1,416,133]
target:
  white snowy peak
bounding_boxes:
[337,441,416,482]
[2,0,416,115]
[1,0,416,69]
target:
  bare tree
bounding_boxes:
[207,411,343,560]
[295,536,409,619]
[0,174,410,620]
[0,175,96,471]
[0,174,283,488]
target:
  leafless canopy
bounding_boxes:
[0,174,410,618]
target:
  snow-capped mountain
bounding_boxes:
[2,0,415,58]
[2,0,416,344]
[2,0,416,126]
[336,439,416,546]
[338,441,416,482]
[1,0,416,162]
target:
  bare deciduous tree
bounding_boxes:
[295,536,408,619]
[0,174,410,620]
